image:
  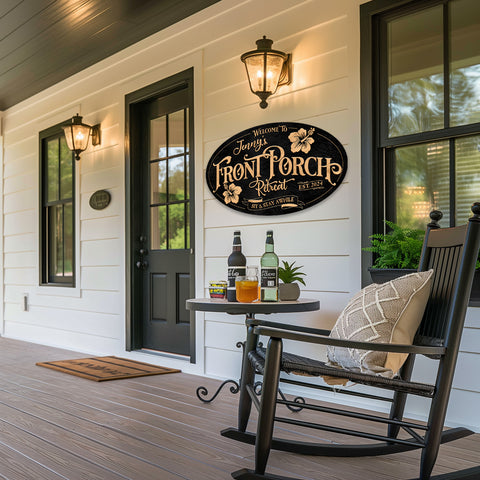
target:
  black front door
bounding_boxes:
[127,69,195,359]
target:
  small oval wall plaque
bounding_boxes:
[206,122,347,215]
[89,190,111,210]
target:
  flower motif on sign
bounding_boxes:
[288,128,315,154]
[223,183,242,204]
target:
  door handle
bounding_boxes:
[136,260,148,269]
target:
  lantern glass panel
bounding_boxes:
[244,54,266,92]
[71,124,90,151]
[244,53,284,94]
[264,54,284,93]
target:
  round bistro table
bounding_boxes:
[186,297,320,402]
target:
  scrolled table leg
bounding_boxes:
[196,380,240,403]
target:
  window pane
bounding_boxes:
[150,116,167,160]
[60,137,73,200]
[450,0,480,126]
[48,205,63,277]
[388,6,444,137]
[168,203,185,249]
[186,202,190,249]
[185,108,190,153]
[395,141,450,229]
[151,205,167,250]
[150,160,167,204]
[64,203,74,277]
[47,139,59,202]
[168,109,185,156]
[455,135,480,222]
[168,156,185,202]
[185,154,189,200]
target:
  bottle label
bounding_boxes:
[228,267,246,288]
[261,267,278,288]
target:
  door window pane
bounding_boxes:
[388,6,444,137]
[168,109,185,155]
[168,203,185,249]
[395,141,450,229]
[150,116,167,160]
[168,156,185,201]
[151,160,167,204]
[455,135,480,222]
[148,106,190,251]
[450,0,480,126]
[151,205,167,250]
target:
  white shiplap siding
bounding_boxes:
[0,0,479,431]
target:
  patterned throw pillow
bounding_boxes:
[326,270,434,378]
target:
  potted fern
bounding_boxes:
[364,217,480,305]
[278,261,306,301]
[363,221,425,284]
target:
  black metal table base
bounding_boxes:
[195,340,305,411]
[196,379,240,403]
[196,379,305,412]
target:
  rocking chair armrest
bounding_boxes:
[246,317,331,336]
[252,325,446,356]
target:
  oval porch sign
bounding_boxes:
[206,122,347,215]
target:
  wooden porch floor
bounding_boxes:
[0,337,478,480]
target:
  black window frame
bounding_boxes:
[39,122,76,287]
[361,0,480,284]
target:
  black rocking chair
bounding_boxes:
[222,204,480,480]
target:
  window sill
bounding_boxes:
[36,285,81,298]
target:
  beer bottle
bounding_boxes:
[227,231,246,302]
[260,230,279,301]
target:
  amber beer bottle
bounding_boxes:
[260,230,279,301]
[227,231,246,302]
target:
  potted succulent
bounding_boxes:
[278,261,306,301]
[363,220,425,284]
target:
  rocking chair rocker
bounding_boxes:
[222,204,480,480]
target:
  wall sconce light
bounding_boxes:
[62,114,101,161]
[240,36,292,109]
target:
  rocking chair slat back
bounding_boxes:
[415,224,467,348]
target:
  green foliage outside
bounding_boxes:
[364,221,425,269]
[278,261,306,286]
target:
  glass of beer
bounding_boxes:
[235,266,259,303]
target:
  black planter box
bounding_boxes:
[368,267,480,307]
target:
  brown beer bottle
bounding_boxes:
[227,231,246,302]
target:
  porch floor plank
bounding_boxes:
[0,337,478,480]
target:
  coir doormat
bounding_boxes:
[36,356,181,382]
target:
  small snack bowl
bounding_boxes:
[209,281,227,300]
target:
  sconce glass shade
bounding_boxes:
[62,114,100,161]
[241,36,291,108]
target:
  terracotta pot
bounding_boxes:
[279,282,300,301]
